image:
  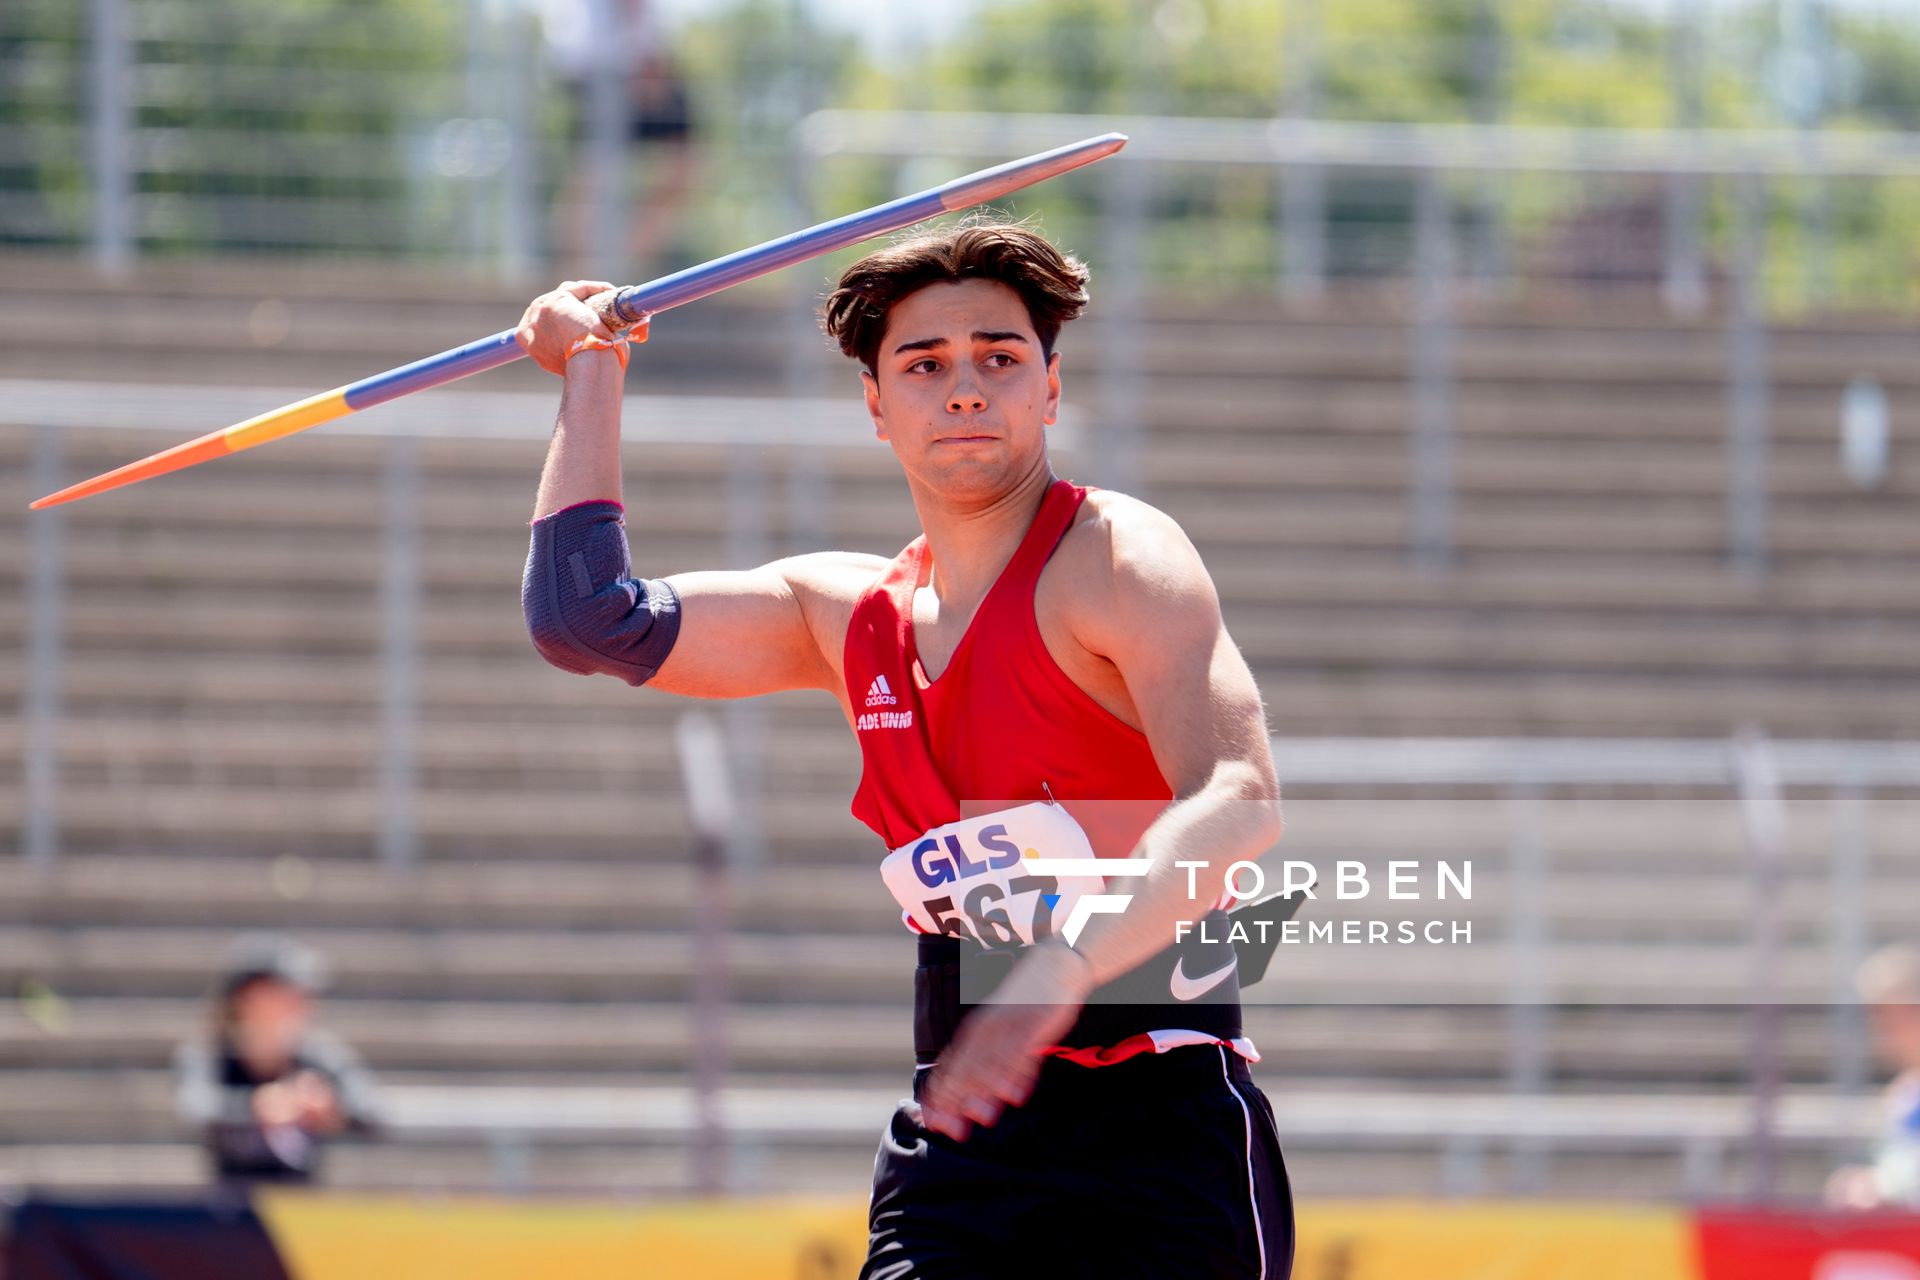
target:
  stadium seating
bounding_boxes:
[0,256,1914,1198]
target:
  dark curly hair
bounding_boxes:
[820,219,1091,373]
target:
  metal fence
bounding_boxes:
[1265,733,1920,1198]
[8,0,1920,307]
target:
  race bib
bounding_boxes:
[879,801,1109,949]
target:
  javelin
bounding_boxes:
[30,132,1127,511]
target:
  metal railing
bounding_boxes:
[375,1079,1886,1199]
[1268,733,1919,1198]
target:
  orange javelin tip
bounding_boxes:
[29,429,235,510]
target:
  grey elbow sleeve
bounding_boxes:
[523,500,681,685]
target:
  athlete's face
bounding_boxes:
[862,279,1061,500]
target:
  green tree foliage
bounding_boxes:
[815,0,1920,304]
[130,0,463,253]
[2,0,465,254]
[0,0,88,245]
[6,0,1918,304]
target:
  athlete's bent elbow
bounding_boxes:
[522,500,681,685]
[1216,760,1284,850]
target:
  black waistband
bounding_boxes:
[912,908,1247,1064]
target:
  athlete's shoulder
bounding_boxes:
[753,551,893,692]
[1065,487,1216,598]
[772,549,892,610]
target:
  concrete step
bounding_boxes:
[0,925,908,1003]
[1246,668,1920,737]
[0,923,1899,1005]
[19,595,1915,676]
[0,857,898,932]
[0,999,1849,1082]
[2,268,1914,393]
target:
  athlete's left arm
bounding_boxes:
[919,501,1283,1142]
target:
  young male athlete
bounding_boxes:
[516,222,1292,1278]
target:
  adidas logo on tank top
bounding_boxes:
[865,674,898,708]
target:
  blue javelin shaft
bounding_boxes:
[342,132,1128,412]
[29,131,1127,510]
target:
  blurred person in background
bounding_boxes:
[173,935,384,1187]
[540,0,700,279]
[1829,944,1920,1209]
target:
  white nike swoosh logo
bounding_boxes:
[1169,955,1237,1002]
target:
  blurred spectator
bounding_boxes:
[1828,944,1920,1209]
[173,935,383,1186]
[541,0,701,278]
[1531,180,1670,295]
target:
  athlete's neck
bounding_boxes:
[909,459,1057,610]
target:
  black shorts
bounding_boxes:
[861,1043,1293,1280]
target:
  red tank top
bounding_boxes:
[843,478,1173,870]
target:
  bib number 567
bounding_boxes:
[924,874,1058,948]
